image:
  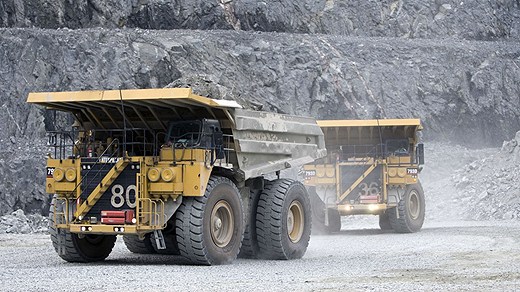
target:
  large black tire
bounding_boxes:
[238,188,261,259]
[175,176,244,265]
[327,208,341,233]
[256,179,311,260]
[309,188,341,234]
[123,234,156,254]
[378,212,393,231]
[49,197,116,262]
[388,183,425,233]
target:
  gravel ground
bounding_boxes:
[1,218,519,291]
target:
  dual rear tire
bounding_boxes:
[172,177,312,264]
[241,179,312,260]
[238,188,262,258]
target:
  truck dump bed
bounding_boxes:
[27,88,326,179]
[233,109,326,178]
[318,119,422,158]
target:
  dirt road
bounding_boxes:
[0,219,519,291]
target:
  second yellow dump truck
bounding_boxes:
[303,119,425,233]
[27,88,326,265]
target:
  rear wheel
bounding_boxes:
[389,183,425,233]
[123,234,156,254]
[238,188,261,258]
[49,196,116,262]
[150,220,180,255]
[256,179,311,260]
[175,176,243,265]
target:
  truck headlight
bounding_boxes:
[148,168,161,182]
[65,168,76,182]
[161,168,175,182]
[53,168,65,182]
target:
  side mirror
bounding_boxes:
[417,143,424,165]
[213,132,223,147]
[213,132,225,159]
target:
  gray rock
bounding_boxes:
[11,209,24,217]
[0,209,48,234]
[502,136,518,153]
[504,130,520,161]
[1,209,30,233]
[0,0,519,41]
[478,190,489,201]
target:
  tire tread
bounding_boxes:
[256,179,311,260]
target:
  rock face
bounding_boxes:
[2,29,519,145]
[0,1,519,217]
[424,131,520,221]
[1,0,519,41]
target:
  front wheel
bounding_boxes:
[327,208,341,233]
[388,183,425,233]
[309,188,341,234]
[378,212,393,231]
[256,179,312,260]
[175,176,244,265]
[49,196,116,262]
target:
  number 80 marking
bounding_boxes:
[110,184,137,208]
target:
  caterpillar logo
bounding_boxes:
[99,157,121,164]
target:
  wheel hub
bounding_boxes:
[214,218,222,230]
[408,190,420,220]
[210,200,234,248]
[287,212,294,232]
[287,200,304,243]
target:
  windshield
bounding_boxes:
[386,139,409,156]
[166,120,202,146]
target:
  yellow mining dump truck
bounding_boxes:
[303,119,425,233]
[27,88,326,265]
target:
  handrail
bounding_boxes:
[47,128,158,159]
[68,138,121,198]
